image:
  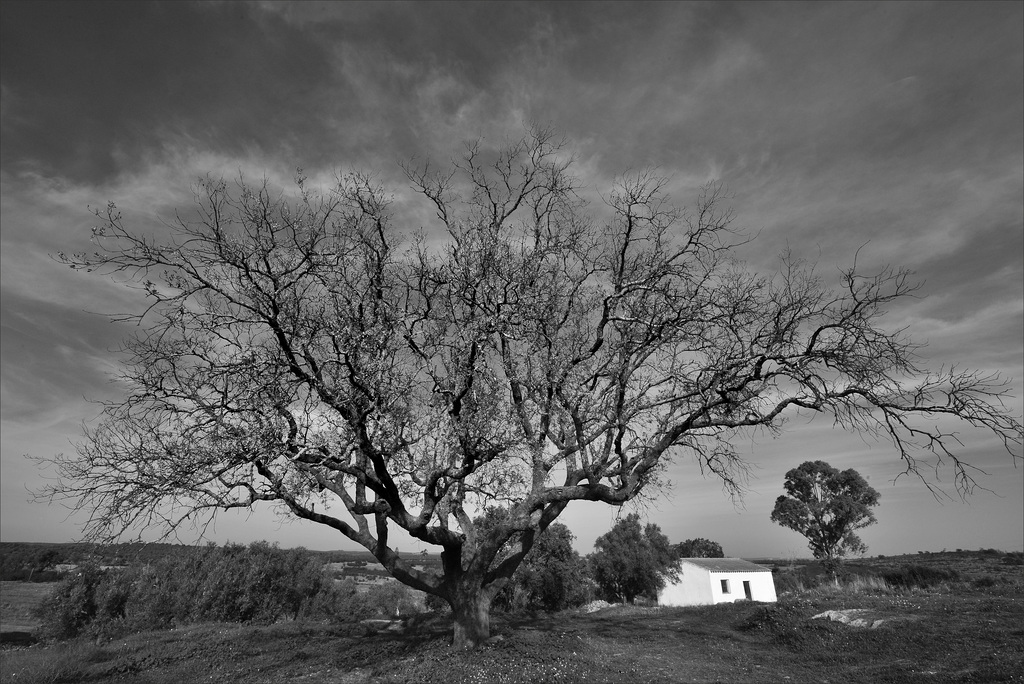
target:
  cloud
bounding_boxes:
[0,289,126,424]
[0,1,339,183]
[1,1,1020,552]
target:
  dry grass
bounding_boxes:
[784,574,894,596]
[1,583,53,629]
[1,641,111,684]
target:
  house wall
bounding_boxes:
[657,564,714,606]
[709,571,777,604]
[659,564,778,607]
[750,572,778,602]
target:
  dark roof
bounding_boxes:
[677,558,772,573]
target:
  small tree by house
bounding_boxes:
[493,522,591,612]
[770,460,880,574]
[590,513,676,603]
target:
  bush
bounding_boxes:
[772,570,806,594]
[810,574,891,596]
[424,592,449,613]
[482,518,592,613]
[772,565,831,594]
[1001,552,1023,566]
[774,566,891,597]
[36,564,108,640]
[362,582,424,618]
[37,542,350,641]
[881,564,959,589]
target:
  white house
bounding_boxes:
[658,558,777,606]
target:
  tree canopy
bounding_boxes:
[41,127,1022,646]
[589,513,676,603]
[674,538,725,559]
[770,460,881,569]
[494,522,591,612]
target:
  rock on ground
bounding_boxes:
[812,609,885,629]
[580,600,612,614]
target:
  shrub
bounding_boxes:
[424,592,449,613]
[772,564,832,594]
[772,571,806,594]
[811,574,891,596]
[37,542,350,641]
[36,564,107,640]
[1001,552,1023,566]
[881,564,959,589]
[362,581,424,618]
[322,578,373,622]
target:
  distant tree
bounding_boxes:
[28,549,60,581]
[590,514,676,603]
[674,538,724,559]
[770,460,880,573]
[494,522,591,612]
[363,581,422,618]
[38,127,1022,647]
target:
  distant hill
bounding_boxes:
[0,541,443,581]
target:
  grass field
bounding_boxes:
[0,582,52,632]
[2,553,1022,683]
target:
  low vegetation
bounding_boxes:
[1,547,1021,682]
[17,542,423,644]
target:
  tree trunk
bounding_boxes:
[450,588,493,649]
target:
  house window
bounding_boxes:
[720,579,730,594]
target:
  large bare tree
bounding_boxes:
[42,128,1021,646]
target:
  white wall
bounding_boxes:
[657,564,713,606]
[659,564,777,606]
[709,572,777,604]
[748,571,778,603]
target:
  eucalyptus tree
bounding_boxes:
[771,460,880,573]
[42,127,1022,647]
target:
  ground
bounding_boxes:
[2,552,1022,683]
[0,583,52,647]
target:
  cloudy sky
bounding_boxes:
[2,1,1021,558]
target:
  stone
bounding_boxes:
[811,609,885,628]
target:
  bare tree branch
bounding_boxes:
[37,127,1022,647]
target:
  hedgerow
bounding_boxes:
[37,542,356,640]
